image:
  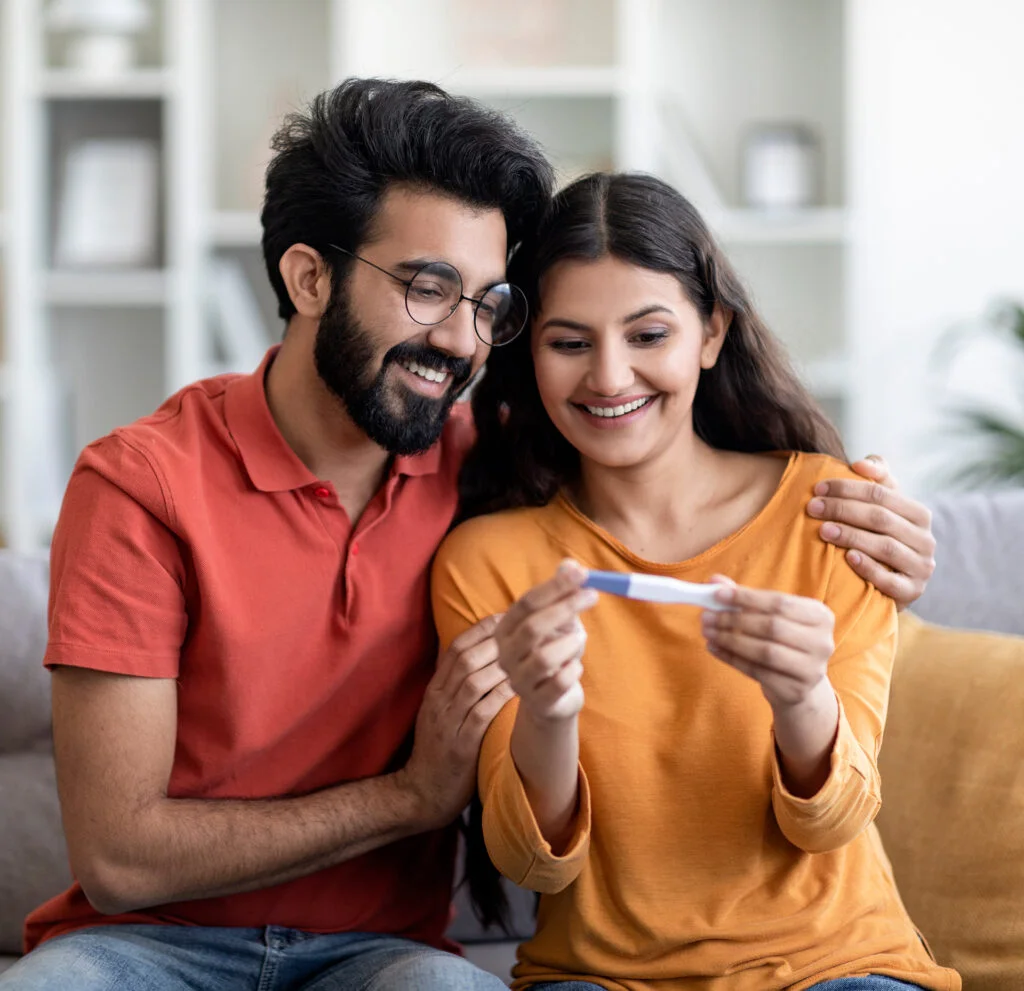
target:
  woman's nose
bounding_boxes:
[585,342,635,396]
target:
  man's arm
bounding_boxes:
[53,618,511,916]
[808,454,936,610]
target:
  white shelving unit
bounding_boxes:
[0,0,851,550]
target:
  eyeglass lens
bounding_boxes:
[405,262,527,346]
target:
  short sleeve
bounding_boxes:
[46,435,187,677]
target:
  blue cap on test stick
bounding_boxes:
[581,570,631,596]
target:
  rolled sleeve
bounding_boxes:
[480,699,592,893]
[771,694,881,852]
[770,544,898,853]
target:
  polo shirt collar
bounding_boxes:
[225,346,447,492]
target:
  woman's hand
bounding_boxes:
[700,578,835,710]
[701,577,840,796]
[808,454,936,610]
[495,560,597,723]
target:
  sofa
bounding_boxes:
[2,490,1023,988]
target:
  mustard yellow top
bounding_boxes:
[432,452,960,991]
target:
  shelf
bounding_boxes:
[209,211,262,248]
[711,208,848,246]
[450,66,622,97]
[38,68,173,99]
[44,269,168,306]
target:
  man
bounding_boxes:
[1,79,936,991]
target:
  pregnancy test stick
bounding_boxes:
[582,570,733,612]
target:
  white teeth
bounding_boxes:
[402,360,449,384]
[582,396,652,418]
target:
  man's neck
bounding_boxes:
[265,324,392,524]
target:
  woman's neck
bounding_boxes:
[570,431,724,562]
[569,434,786,565]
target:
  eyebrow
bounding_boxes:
[394,258,506,295]
[539,304,675,333]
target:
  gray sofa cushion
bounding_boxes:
[0,551,51,752]
[0,752,71,954]
[913,489,1024,636]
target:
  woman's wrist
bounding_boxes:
[771,678,840,798]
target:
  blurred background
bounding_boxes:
[0,0,1022,550]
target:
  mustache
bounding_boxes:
[384,342,472,387]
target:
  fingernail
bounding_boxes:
[578,589,599,607]
[847,550,862,566]
[715,585,735,603]
[558,559,584,581]
[821,522,841,540]
[808,498,825,517]
[814,481,829,496]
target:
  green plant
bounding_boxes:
[938,300,1024,488]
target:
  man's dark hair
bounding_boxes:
[261,77,555,320]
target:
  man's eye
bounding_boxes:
[409,285,444,300]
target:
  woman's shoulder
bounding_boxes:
[437,504,558,566]
[790,451,860,486]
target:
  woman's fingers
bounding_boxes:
[711,582,834,631]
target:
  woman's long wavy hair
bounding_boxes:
[456,172,846,931]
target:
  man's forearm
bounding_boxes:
[82,769,428,914]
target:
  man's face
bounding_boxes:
[315,186,507,455]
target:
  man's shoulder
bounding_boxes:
[73,373,241,521]
[82,374,238,478]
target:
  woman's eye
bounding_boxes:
[549,339,589,352]
[631,329,669,346]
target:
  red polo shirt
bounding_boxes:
[25,347,475,952]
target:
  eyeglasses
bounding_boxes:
[327,244,528,348]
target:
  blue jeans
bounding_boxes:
[0,925,506,990]
[531,980,925,990]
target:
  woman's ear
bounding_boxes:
[700,304,732,369]
[278,244,334,319]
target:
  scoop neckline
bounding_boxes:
[552,451,802,574]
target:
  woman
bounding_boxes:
[432,173,958,991]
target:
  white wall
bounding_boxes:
[847,0,1024,495]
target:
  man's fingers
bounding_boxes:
[809,478,933,534]
[849,454,896,489]
[817,523,935,580]
[457,680,515,746]
[435,627,500,699]
[843,549,922,609]
[450,656,510,714]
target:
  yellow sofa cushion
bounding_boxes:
[877,612,1024,991]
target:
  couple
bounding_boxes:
[3,79,953,991]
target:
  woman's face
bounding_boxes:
[531,255,727,471]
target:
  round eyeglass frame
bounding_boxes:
[327,243,528,347]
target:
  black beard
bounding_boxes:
[313,293,473,456]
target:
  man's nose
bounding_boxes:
[426,298,480,360]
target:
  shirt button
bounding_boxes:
[350,543,359,557]
[313,485,331,500]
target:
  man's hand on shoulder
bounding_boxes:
[806,454,937,611]
[397,614,513,831]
